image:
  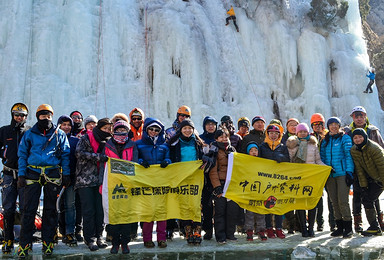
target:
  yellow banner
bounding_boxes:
[102,158,204,225]
[223,153,331,215]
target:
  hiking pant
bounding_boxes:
[201,184,213,232]
[2,173,24,241]
[326,176,352,221]
[353,178,382,216]
[265,214,283,229]
[316,196,324,228]
[109,224,131,245]
[361,182,383,210]
[244,210,265,232]
[19,180,60,247]
[213,197,239,241]
[226,16,239,31]
[75,191,82,234]
[77,186,104,244]
[142,221,166,242]
[365,79,374,92]
[64,185,76,234]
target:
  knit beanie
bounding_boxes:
[84,115,98,127]
[70,111,83,119]
[252,116,266,126]
[179,119,195,130]
[352,128,368,149]
[246,142,259,154]
[96,118,113,130]
[238,117,250,129]
[327,117,341,129]
[266,124,280,133]
[286,118,299,127]
[221,115,233,124]
[114,120,130,132]
[295,123,310,134]
[57,115,73,128]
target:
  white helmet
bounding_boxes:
[350,106,367,116]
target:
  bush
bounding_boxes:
[307,0,349,29]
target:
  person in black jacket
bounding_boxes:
[0,103,30,254]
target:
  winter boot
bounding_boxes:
[297,210,308,237]
[158,240,167,248]
[53,229,59,244]
[96,237,108,248]
[307,209,316,237]
[285,211,296,234]
[275,228,285,239]
[75,232,84,242]
[362,208,382,236]
[342,220,353,238]
[203,229,213,240]
[353,214,363,233]
[2,240,13,254]
[193,226,202,245]
[110,237,120,254]
[121,243,130,254]
[377,211,384,230]
[257,231,267,241]
[330,219,344,237]
[17,244,31,258]
[42,241,54,256]
[185,226,194,244]
[363,90,368,93]
[246,230,253,241]
[63,233,78,247]
[266,228,276,238]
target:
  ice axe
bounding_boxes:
[56,186,66,214]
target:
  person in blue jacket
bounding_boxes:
[320,117,354,238]
[136,118,171,248]
[364,68,375,93]
[16,104,70,257]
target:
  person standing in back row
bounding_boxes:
[225,5,239,32]
[0,103,30,254]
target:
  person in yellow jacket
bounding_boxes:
[225,6,239,32]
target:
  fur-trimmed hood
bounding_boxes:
[286,135,318,149]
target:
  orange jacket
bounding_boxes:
[129,107,145,141]
[227,7,235,16]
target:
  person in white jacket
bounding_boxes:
[286,123,325,237]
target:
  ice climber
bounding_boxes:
[17,104,70,257]
[0,103,30,254]
[225,6,239,32]
[364,68,375,93]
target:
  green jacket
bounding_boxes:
[351,139,384,188]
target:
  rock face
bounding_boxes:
[367,0,384,35]
[364,0,384,109]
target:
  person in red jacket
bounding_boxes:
[100,120,138,254]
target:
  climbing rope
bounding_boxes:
[23,0,35,109]
[144,4,149,114]
[223,0,263,114]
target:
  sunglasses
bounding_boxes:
[14,113,26,118]
[71,115,82,120]
[179,114,190,118]
[147,127,160,133]
[312,122,323,126]
[131,117,142,121]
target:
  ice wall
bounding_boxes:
[0,0,382,132]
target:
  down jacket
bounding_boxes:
[136,118,171,165]
[351,139,384,188]
[320,132,354,178]
[286,135,325,165]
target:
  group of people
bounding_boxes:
[1,102,384,257]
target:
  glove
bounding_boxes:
[212,186,223,198]
[99,154,109,163]
[345,172,354,187]
[17,176,27,189]
[361,186,369,192]
[62,175,71,187]
[160,160,169,168]
[141,160,150,168]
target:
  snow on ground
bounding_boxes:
[7,194,384,259]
